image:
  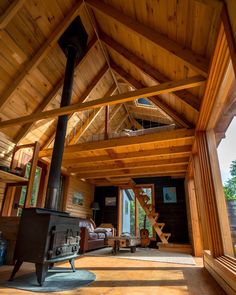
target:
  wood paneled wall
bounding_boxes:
[0,132,14,209]
[63,176,94,218]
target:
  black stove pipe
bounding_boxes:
[45,46,77,209]
[45,16,88,210]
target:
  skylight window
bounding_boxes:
[136,97,155,108]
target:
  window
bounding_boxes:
[135,97,155,109]
[17,163,42,216]
[217,117,236,257]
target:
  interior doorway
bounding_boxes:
[119,185,155,239]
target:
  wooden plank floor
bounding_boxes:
[0,256,226,295]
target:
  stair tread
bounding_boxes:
[134,187,169,244]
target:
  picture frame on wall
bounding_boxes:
[163,187,177,203]
[72,192,84,206]
[105,197,116,206]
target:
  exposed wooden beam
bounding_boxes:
[0,0,26,29]
[197,22,231,130]
[0,0,84,110]
[111,63,193,128]
[74,164,188,179]
[39,128,195,157]
[221,6,236,76]
[14,37,99,143]
[194,0,223,9]
[41,64,109,149]
[102,34,201,111]
[68,157,190,173]
[67,85,117,145]
[62,145,192,166]
[86,0,209,77]
[0,76,205,129]
[84,4,133,123]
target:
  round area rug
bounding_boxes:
[5,268,96,292]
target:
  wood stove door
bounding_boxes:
[47,223,80,261]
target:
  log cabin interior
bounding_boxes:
[0,0,235,294]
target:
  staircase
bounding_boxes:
[134,188,171,244]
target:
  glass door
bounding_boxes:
[119,185,155,239]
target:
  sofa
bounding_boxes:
[79,218,114,253]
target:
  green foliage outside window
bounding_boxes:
[224,160,236,201]
[18,163,41,215]
[127,188,153,237]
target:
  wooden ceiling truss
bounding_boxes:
[0,0,226,185]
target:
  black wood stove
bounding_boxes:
[9,16,88,286]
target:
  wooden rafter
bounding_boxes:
[102,33,201,111]
[73,164,188,179]
[221,6,236,76]
[0,0,26,29]
[14,37,98,143]
[39,128,194,157]
[0,0,84,110]
[68,157,190,174]
[197,22,230,130]
[62,145,192,167]
[84,3,133,124]
[86,0,209,77]
[67,85,117,145]
[41,64,109,149]
[0,76,205,129]
[111,63,193,128]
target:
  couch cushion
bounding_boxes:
[88,232,98,240]
[97,232,106,239]
[94,228,112,233]
[106,231,113,238]
[79,219,95,232]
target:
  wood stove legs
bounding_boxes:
[69,258,76,272]
[9,260,48,286]
[9,258,76,286]
[35,263,48,286]
[9,260,23,281]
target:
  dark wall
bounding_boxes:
[134,177,189,243]
[94,177,189,244]
[94,186,118,229]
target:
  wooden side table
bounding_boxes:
[106,236,140,254]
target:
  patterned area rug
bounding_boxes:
[85,247,196,265]
[3,268,96,292]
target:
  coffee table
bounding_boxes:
[106,236,140,254]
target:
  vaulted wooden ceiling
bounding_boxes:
[0,0,233,185]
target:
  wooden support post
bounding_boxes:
[104,105,109,140]
[194,131,228,257]
[24,142,40,208]
[206,130,234,256]
[135,194,139,237]
[185,177,203,257]
[192,154,211,251]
